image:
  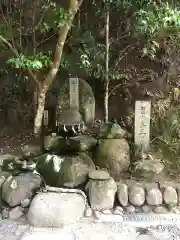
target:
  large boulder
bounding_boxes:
[2,173,41,207]
[55,78,95,126]
[95,139,130,179]
[28,191,86,227]
[36,153,95,187]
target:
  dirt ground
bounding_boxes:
[0,127,34,155]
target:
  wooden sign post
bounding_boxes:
[69,78,79,110]
[134,100,151,151]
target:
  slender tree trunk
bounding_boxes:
[34,84,48,137]
[33,0,83,138]
[104,8,109,123]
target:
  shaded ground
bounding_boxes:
[0,127,34,155]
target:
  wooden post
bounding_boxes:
[134,100,151,151]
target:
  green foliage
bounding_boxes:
[54,7,72,27]
[6,53,52,70]
[134,2,180,58]
[152,88,180,172]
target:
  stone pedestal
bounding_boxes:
[85,170,117,210]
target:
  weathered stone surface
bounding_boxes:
[9,206,24,220]
[21,144,42,157]
[129,186,145,206]
[142,205,152,213]
[0,171,11,187]
[20,199,31,208]
[2,173,41,207]
[98,122,127,139]
[84,207,93,217]
[88,170,110,180]
[43,135,72,153]
[113,209,123,215]
[86,177,117,210]
[28,192,86,227]
[68,135,97,152]
[0,154,16,166]
[146,188,163,206]
[55,78,95,126]
[95,139,130,179]
[134,160,164,179]
[57,108,83,126]
[117,183,128,207]
[154,206,169,214]
[171,206,180,214]
[114,206,124,213]
[36,153,95,188]
[2,208,9,219]
[0,154,21,172]
[125,205,136,213]
[101,209,112,215]
[44,135,97,153]
[163,186,178,205]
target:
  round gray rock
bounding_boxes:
[28,192,86,227]
[2,173,41,207]
[117,183,128,207]
[129,186,145,206]
[163,186,178,205]
[146,188,163,206]
[88,170,110,180]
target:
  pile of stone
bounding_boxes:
[117,180,180,214]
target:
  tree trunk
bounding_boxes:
[34,85,48,138]
[104,8,109,123]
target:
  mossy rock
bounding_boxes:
[36,153,95,188]
[98,122,127,139]
[95,139,130,179]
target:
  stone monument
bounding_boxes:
[134,100,151,151]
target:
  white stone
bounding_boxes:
[94,210,101,219]
[129,186,145,206]
[146,188,163,206]
[163,186,178,205]
[84,207,93,217]
[28,192,86,227]
[101,209,112,215]
[21,199,31,208]
[114,206,124,212]
[125,205,136,213]
[113,209,123,215]
[117,183,128,207]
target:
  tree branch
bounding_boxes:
[0,35,40,86]
[43,0,83,89]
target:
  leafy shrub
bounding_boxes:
[151,88,180,172]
